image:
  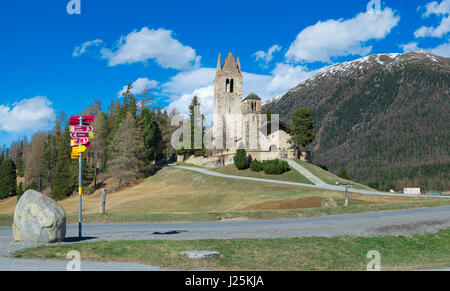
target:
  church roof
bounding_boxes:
[218,52,242,75]
[243,92,261,101]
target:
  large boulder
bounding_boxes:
[13,190,66,243]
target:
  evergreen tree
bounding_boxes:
[91,111,109,186]
[0,159,17,199]
[51,125,73,201]
[139,108,163,163]
[337,168,350,180]
[108,112,145,185]
[290,108,315,156]
[40,134,57,190]
[234,149,249,170]
[187,96,205,155]
[16,182,24,200]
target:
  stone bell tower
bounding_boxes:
[213,52,243,151]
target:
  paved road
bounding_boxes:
[285,158,326,185]
[2,206,449,245]
[170,164,450,199]
[0,257,165,271]
[1,206,449,270]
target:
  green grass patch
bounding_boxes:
[293,160,374,190]
[0,214,13,227]
[15,228,450,271]
[211,164,313,184]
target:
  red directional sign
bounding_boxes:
[70,132,93,138]
[69,116,95,126]
[70,126,94,133]
[71,138,89,147]
[69,120,92,126]
[70,116,95,122]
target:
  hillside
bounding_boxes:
[265,52,450,191]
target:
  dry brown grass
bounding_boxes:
[0,167,447,218]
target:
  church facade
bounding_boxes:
[209,52,295,165]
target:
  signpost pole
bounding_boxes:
[78,116,83,239]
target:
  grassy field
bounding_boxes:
[210,164,313,184]
[292,160,375,190]
[0,167,449,226]
[14,228,450,271]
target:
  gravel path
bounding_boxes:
[285,158,326,185]
[170,164,450,199]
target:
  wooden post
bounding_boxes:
[100,188,106,213]
[344,185,349,207]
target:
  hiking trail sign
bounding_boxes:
[70,138,89,147]
[70,125,94,132]
[69,115,94,239]
[70,132,94,138]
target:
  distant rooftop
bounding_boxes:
[243,92,261,101]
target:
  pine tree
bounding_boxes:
[16,182,24,200]
[91,111,109,186]
[337,168,350,180]
[51,125,73,201]
[108,112,145,185]
[139,108,163,163]
[187,96,205,155]
[290,108,315,156]
[234,149,249,170]
[0,159,17,199]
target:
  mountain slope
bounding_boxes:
[265,52,450,191]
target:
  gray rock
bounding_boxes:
[321,197,338,208]
[13,190,66,243]
[180,251,220,259]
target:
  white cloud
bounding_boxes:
[254,45,282,66]
[166,85,215,126]
[399,42,421,52]
[0,96,56,133]
[415,0,450,38]
[399,41,450,57]
[267,63,318,94]
[162,68,216,96]
[117,78,159,97]
[430,41,450,56]
[422,0,450,17]
[285,7,400,63]
[99,27,200,69]
[73,39,104,57]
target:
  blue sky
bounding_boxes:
[0,0,449,146]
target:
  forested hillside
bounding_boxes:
[0,84,177,200]
[266,52,450,191]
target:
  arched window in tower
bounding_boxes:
[226,79,230,92]
[230,79,234,93]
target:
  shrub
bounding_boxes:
[337,168,350,180]
[263,159,290,175]
[234,149,249,170]
[144,164,157,177]
[250,160,263,172]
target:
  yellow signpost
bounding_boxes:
[71,152,87,159]
[69,115,95,239]
[72,145,87,154]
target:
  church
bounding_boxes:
[182,52,295,168]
